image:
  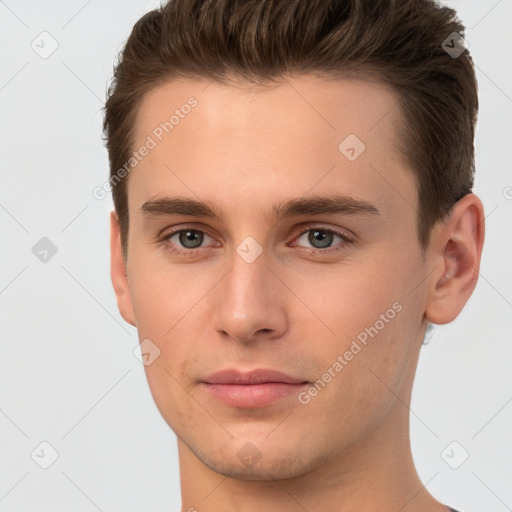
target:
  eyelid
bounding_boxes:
[291,222,354,242]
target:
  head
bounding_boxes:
[103,0,484,482]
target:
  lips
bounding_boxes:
[202,368,308,385]
[200,369,309,408]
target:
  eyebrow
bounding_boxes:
[140,194,381,222]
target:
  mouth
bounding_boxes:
[200,369,309,408]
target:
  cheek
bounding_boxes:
[142,361,199,435]
[307,307,414,443]
[127,251,187,335]
[295,259,417,407]
[288,260,401,341]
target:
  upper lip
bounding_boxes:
[202,369,308,385]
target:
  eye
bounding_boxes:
[158,224,353,258]
[292,225,353,252]
[161,228,216,256]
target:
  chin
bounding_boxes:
[192,438,324,482]
[202,456,311,481]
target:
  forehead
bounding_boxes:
[128,74,414,224]
[134,74,403,150]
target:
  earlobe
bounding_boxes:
[425,193,485,325]
[110,210,136,327]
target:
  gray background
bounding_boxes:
[0,0,511,510]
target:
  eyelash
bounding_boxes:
[158,224,354,258]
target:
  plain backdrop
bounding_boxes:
[0,0,511,511]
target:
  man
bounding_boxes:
[103,0,484,510]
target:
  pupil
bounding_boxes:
[308,229,333,249]
[180,230,203,249]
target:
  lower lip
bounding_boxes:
[202,382,308,408]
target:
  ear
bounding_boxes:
[425,193,485,325]
[110,210,136,327]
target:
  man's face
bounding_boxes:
[116,75,432,479]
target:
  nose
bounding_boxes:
[210,250,289,344]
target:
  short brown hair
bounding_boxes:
[102,0,478,260]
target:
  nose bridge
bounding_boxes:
[221,223,272,301]
[222,247,270,315]
[211,244,286,341]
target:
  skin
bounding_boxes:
[110,75,485,511]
